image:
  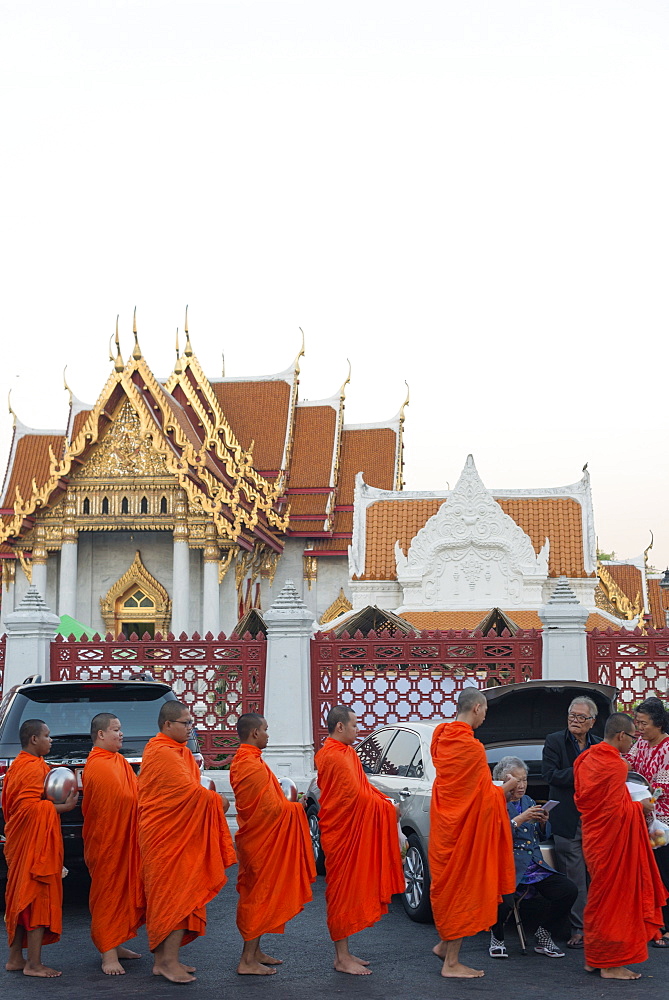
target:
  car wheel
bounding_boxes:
[402,832,432,923]
[306,803,326,876]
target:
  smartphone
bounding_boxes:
[541,799,560,812]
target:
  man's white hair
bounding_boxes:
[568,696,598,718]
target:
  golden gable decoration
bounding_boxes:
[320,587,353,625]
[100,550,171,636]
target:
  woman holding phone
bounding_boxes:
[488,755,577,960]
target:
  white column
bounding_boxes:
[202,523,220,636]
[3,586,60,693]
[171,489,190,636]
[58,491,78,619]
[1,564,16,635]
[262,579,316,788]
[539,576,590,681]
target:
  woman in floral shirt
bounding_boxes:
[627,696,669,947]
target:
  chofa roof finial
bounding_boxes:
[132,306,142,360]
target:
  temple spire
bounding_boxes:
[184,305,193,357]
[174,328,183,374]
[132,306,142,360]
[114,315,124,371]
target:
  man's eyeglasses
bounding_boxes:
[172,719,194,728]
[623,732,638,745]
[568,713,594,723]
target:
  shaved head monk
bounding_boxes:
[429,688,517,978]
[230,713,315,976]
[82,713,145,975]
[3,719,78,978]
[575,712,667,980]
[138,701,236,984]
[314,705,405,976]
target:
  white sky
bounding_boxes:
[1,1,667,569]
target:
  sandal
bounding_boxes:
[489,936,508,959]
[567,935,584,949]
[651,937,669,948]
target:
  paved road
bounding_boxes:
[2,873,666,999]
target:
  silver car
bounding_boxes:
[303,680,617,923]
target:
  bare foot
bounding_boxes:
[441,961,484,979]
[6,958,26,972]
[334,956,372,975]
[237,959,277,976]
[258,951,283,965]
[350,954,371,966]
[101,957,126,975]
[23,963,62,978]
[568,933,583,947]
[432,942,447,960]
[152,961,196,983]
[600,967,641,980]
[180,963,196,973]
[118,947,141,960]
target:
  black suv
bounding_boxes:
[0,677,202,882]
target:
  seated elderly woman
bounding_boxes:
[490,755,578,960]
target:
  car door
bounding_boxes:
[370,728,432,829]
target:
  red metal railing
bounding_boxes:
[587,626,669,711]
[310,628,542,749]
[50,631,266,767]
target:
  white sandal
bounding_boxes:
[489,935,508,959]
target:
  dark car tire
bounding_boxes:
[306,803,326,876]
[402,832,433,923]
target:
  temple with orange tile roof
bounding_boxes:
[0,317,405,637]
[345,454,631,632]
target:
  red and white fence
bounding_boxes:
[587,626,669,711]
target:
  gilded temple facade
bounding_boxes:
[0,320,406,636]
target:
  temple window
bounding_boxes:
[82,497,90,515]
[160,496,168,514]
[121,497,129,514]
[102,497,109,515]
[140,496,148,514]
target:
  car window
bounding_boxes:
[378,730,422,778]
[356,729,395,774]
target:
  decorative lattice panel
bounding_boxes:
[311,628,542,749]
[587,627,669,710]
[50,631,266,767]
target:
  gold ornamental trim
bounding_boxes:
[597,562,642,621]
[100,550,171,636]
[320,587,353,625]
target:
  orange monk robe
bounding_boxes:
[230,744,315,940]
[138,733,236,952]
[82,746,145,953]
[314,737,405,942]
[2,752,63,947]
[429,720,516,942]
[574,741,667,969]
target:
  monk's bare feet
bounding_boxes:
[23,962,62,978]
[441,961,484,979]
[179,963,196,973]
[101,957,126,975]
[5,957,26,972]
[237,959,277,976]
[600,967,641,980]
[153,960,196,983]
[350,954,371,966]
[118,947,141,960]
[334,956,372,975]
[432,942,447,960]
[258,951,283,965]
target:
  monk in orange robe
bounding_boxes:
[138,700,236,984]
[3,719,78,978]
[574,712,667,980]
[429,688,517,979]
[82,712,145,975]
[314,705,405,976]
[230,713,316,976]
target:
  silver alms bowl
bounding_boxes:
[279,777,298,801]
[44,766,77,804]
[201,775,216,791]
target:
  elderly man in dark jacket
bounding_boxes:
[541,695,601,948]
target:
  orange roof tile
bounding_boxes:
[289,405,337,488]
[212,380,291,474]
[401,610,614,632]
[360,496,589,580]
[647,578,669,629]
[602,564,643,606]
[337,428,396,504]
[1,432,65,508]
